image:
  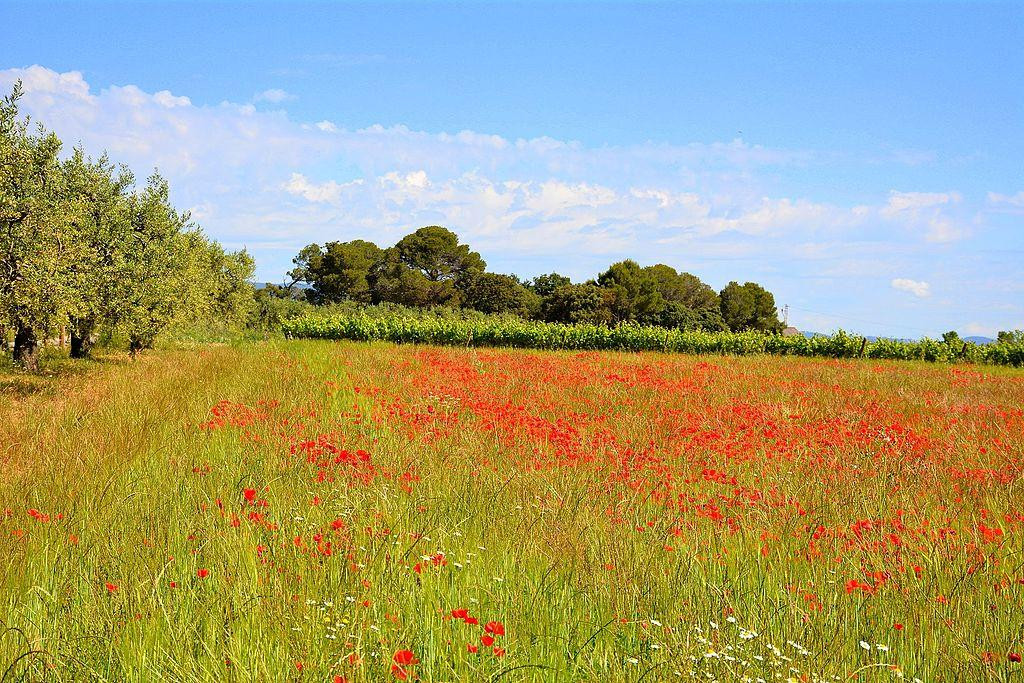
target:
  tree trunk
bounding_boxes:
[69,318,95,359]
[70,331,92,359]
[13,326,39,371]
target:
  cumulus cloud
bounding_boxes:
[891,278,931,298]
[283,173,362,203]
[0,65,986,289]
[880,190,968,242]
[153,90,191,108]
[254,88,294,103]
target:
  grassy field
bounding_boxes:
[1,341,1023,682]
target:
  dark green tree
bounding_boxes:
[287,243,323,289]
[297,239,384,304]
[645,265,720,311]
[657,301,729,331]
[540,283,613,325]
[530,272,571,297]
[365,226,485,307]
[597,259,665,324]
[643,264,725,330]
[367,248,438,307]
[460,272,540,316]
[719,281,783,332]
[395,226,485,284]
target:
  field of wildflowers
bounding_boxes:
[1,340,1022,681]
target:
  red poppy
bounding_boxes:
[243,488,256,502]
[1010,653,1022,663]
[391,649,418,680]
[481,635,495,647]
[466,643,478,653]
[197,568,209,578]
[105,582,118,593]
[485,621,505,636]
[493,647,506,657]
[331,519,346,530]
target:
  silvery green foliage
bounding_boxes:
[0,82,79,367]
[0,82,255,364]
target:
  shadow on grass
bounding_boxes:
[0,350,131,399]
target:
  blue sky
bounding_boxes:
[2,1,1022,337]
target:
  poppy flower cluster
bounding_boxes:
[390,649,418,680]
[152,343,1024,679]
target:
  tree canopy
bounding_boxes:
[597,260,665,324]
[460,272,539,317]
[719,281,784,332]
[294,240,383,304]
[283,231,785,335]
[396,226,485,283]
[0,83,254,368]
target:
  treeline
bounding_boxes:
[278,226,784,333]
[1,83,254,369]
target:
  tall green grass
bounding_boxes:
[282,311,1024,366]
[1,341,1022,680]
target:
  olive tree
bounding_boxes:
[0,83,79,369]
[63,149,135,357]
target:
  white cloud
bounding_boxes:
[986,190,1024,205]
[381,170,430,192]
[891,278,931,298]
[880,190,967,242]
[283,173,362,203]
[987,191,1024,214]
[153,90,191,108]
[254,88,294,103]
[0,64,995,303]
[880,191,958,216]
[6,65,94,103]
